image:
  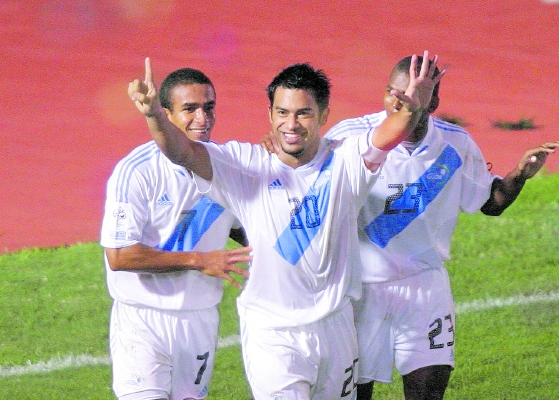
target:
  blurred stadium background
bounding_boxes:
[1,0,558,253]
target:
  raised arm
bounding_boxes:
[105,243,252,289]
[363,51,445,168]
[481,141,559,216]
[128,57,213,180]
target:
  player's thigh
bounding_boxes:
[240,304,359,400]
[393,269,455,376]
[110,302,219,400]
[314,303,359,399]
[170,307,220,400]
[352,283,394,384]
[110,302,172,399]
[240,320,318,400]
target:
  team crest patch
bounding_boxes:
[109,203,131,237]
[426,164,449,180]
[113,206,127,227]
[124,374,144,388]
[203,196,217,204]
[313,169,331,189]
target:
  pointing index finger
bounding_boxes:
[145,57,153,84]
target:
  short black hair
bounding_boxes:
[159,68,214,110]
[266,63,331,111]
[392,56,441,97]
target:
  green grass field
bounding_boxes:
[1,172,558,399]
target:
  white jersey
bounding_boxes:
[100,141,241,310]
[194,134,377,329]
[326,112,497,282]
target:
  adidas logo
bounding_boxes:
[268,179,284,190]
[155,193,173,205]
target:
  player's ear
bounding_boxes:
[164,107,173,121]
[428,95,439,114]
[319,107,330,126]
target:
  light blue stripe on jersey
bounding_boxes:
[158,196,225,251]
[115,142,160,203]
[364,145,462,248]
[433,118,468,134]
[273,151,334,266]
[325,114,383,140]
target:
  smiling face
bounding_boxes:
[268,87,329,167]
[164,83,216,142]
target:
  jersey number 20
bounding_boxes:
[289,195,320,229]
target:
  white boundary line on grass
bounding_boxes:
[454,291,559,314]
[1,292,558,378]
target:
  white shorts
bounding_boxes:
[353,268,455,384]
[239,302,359,400]
[110,301,219,400]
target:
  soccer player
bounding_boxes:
[127,52,443,399]
[324,55,559,400]
[100,67,252,400]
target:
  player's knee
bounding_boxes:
[402,365,451,400]
[356,381,374,400]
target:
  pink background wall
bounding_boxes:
[1,0,558,253]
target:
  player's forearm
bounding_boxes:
[146,111,191,165]
[480,173,526,216]
[146,111,213,180]
[106,244,201,273]
[371,108,421,150]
